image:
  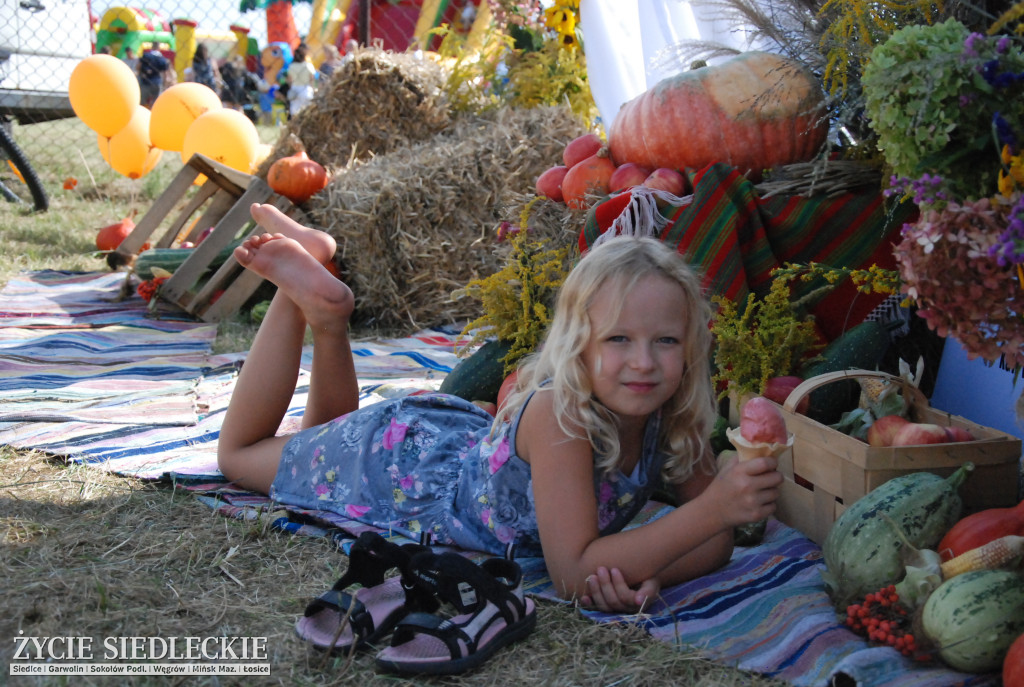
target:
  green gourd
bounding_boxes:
[922,569,1024,673]
[439,339,513,404]
[798,319,897,424]
[132,242,242,280]
[820,462,974,609]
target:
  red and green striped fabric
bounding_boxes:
[581,163,917,342]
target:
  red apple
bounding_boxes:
[608,162,652,192]
[944,425,975,443]
[643,168,687,196]
[891,422,950,447]
[535,165,569,202]
[562,154,616,210]
[562,133,603,169]
[762,375,808,413]
[867,414,911,447]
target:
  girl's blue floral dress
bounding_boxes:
[270,391,663,557]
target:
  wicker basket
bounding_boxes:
[771,370,1022,546]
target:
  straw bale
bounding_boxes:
[255,48,452,177]
[307,104,586,334]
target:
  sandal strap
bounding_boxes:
[329,532,408,591]
[410,552,529,624]
[303,533,440,621]
[390,612,474,660]
[303,590,376,640]
[330,533,439,612]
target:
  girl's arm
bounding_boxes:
[523,391,781,601]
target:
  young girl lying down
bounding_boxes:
[217,204,782,615]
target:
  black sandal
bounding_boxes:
[374,551,537,675]
[295,532,439,652]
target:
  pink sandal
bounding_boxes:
[375,552,536,675]
[295,532,438,652]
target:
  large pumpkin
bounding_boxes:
[608,52,827,179]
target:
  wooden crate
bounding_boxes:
[770,369,1022,546]
[111,153,307,322]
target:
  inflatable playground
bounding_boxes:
[92,0,488,77]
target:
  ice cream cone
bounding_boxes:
[726,426,794,462]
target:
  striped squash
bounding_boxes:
[922,569,1024,673]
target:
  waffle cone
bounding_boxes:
[725,427,794,462]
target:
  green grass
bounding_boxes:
[0,117,792,687]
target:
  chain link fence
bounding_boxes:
[1,0,471,199]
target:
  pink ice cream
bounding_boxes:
[740,396,788,444]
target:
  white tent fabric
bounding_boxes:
[580,0,756,129]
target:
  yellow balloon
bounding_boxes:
[70,54,140,138]
[150,82,224,153]
[181,109,260,174]
[98,106,163,179]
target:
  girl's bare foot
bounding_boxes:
[235,234,353,331]
[249,203,336,266]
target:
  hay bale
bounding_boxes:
[307,104,586,334]
[255,48,451,177]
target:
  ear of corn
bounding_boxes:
[939,535,1024,579]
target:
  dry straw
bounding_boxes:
[309,105,585,333]
[255,48,452,176]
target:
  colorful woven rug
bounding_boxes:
[0,271,1000,687]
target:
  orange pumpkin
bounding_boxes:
[608,52,827,180]
[1006,632,1024,687]
[95,217,136,251]
[267,151,329,205]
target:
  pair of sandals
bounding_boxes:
[295,532,537,676]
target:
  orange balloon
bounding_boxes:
[98,106,162,179]
[150,83,224,152]
[181,109,260,174]
[70,54,140,138]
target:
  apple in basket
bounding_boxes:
[867,415,911,447]
[891,422,950,446]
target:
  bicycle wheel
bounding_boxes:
[0,124,48,212]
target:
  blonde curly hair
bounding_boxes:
[498,236,717,485]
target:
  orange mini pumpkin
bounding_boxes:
[95,217,136,252]
[267,151,329,205]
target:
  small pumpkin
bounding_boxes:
[938,500,1024,560]
[608,52,827,180]
[267,150,329,205]
[95,216,136,252]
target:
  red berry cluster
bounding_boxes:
[844,585,932,661]
[136,277,168,303]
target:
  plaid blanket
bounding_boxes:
[581,163,917,342]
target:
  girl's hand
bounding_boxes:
[580,567,660,613]
[709,454,783,527]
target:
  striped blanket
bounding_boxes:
[0,271,999,687]
[581,163,918,343]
